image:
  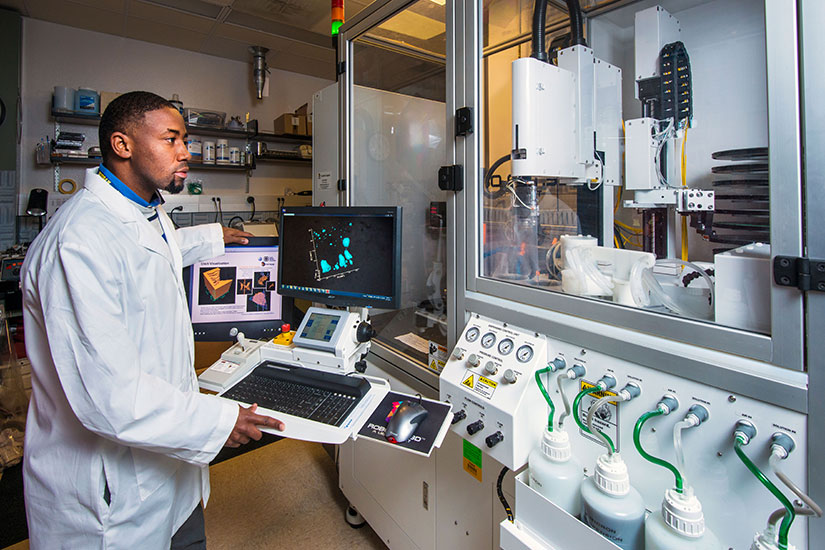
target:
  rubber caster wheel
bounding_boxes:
[345,505,366,529]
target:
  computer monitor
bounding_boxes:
[184,237,292,341]
[278,206,402,309]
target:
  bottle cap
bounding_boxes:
[662,488,705,538]
[593,453,630,496]
[541,428,572,462]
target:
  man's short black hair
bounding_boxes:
[99,91,176,162]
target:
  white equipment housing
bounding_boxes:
[439,314,548,470]
[511,46,621,187]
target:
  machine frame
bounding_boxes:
[335,0,821,547]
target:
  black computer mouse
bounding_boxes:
[386,401,429,444]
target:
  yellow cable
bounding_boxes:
[614,235,620,248]
[680,125,689,261]
[615,220,642,234]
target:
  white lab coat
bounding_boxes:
[21,167,239,549]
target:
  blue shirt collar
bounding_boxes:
[98,164,162,208]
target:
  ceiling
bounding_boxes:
[0,0,377,80]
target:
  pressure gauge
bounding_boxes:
[465,327,480,343]
[498,338,514,355]
[481,332,496,349]
[516,345,534,363]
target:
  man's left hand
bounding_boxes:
[222,227,254,245]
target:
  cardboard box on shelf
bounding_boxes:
[99,91,122,113]
[274,113,306,135]
[295,103,309,115]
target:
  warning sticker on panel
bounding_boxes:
[462,370,498,399]
[577,380,620,450]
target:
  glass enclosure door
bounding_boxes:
[467,0,804,367]
[342,0,450,379]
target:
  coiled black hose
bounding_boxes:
[565,0,587,47]
[531,0,549,62]
[484,153,511,199]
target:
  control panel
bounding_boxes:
[440,313,548,470]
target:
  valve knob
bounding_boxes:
[503,369,517,384]
[451,410,466,424]
[467,420,484,435]
[467,354,480,367]
[452,347,465,360]
[484,361,497,375]
[485,431,504,448]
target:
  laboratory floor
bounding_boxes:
[3,439,388,550]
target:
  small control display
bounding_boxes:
[300,312,341,342]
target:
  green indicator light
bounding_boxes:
[331,20,343,36]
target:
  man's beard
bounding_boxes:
[164,179,185,194]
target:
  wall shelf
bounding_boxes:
[51,110,312,144]
[49,156,100,165]
[188,163,250,171]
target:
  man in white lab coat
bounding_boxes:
[21,91,285,549]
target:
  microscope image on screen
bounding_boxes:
[279,207,400,308]
[199,267,237,305]
[248,270,273,312]
[309,224,360,281]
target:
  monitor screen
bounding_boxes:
[185,237,292,341]
[278,206,402,308]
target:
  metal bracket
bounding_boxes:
[455,107,473,137]
[438,165,463,192]
[337,179,346,191]
[336,61,346,75]
[774,256,825,292]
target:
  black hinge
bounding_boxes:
[774,256,825,293]
[455,107,473,137]
[438,165,463,192]
[337,179,346,191]
[336,61,346,75]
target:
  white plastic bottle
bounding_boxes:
[750,526,798,550]
[528,428,582,516]
[645,489,722,550]
[580,453,645,550]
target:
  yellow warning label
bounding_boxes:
[461,369,497,399]
[463,457,483,482]
[580,381,618,403]
[479,376,498,389]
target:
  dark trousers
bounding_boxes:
[170,503,206,550]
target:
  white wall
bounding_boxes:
[18,17,333,216]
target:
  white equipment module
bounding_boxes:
[440,313,548,470]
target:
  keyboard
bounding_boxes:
[222,361,370,427]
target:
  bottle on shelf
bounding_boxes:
[580,453,645,550]
[645,488,722,550]
[528,427,583,516]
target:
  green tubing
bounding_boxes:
[573,386,615,453]
[535,367,555,431]
[633,409,684,493]
[735,436,794,550]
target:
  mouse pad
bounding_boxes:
[357,391,452,456]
